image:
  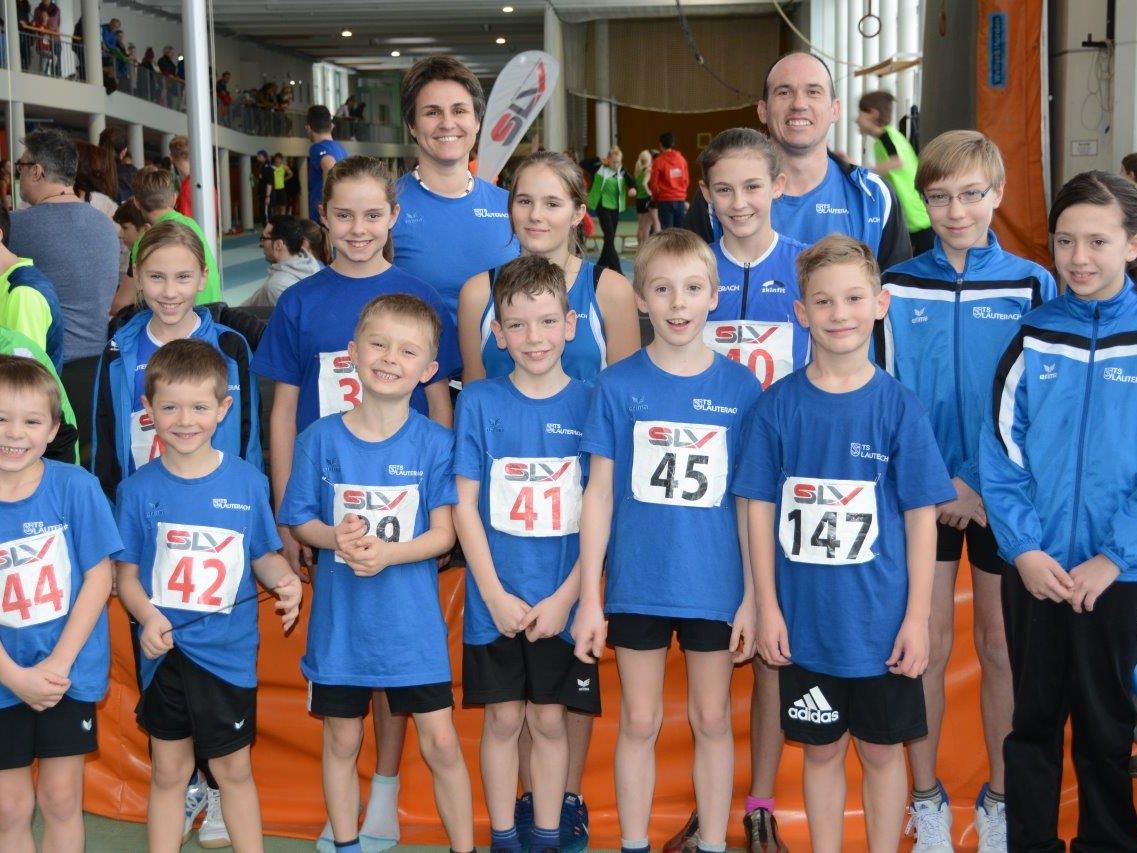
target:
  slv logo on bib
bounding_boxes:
[703,321,793,389]
[151,523,245,613]
[333,484,420,562]
[631,421,728,508]
[779,477,878,565]
[0,528,71,628]
[489,456,582,537]
[317,351,361,417]
[130,409,166,470]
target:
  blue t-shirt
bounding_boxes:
[480,260,607,381]
[252,264,459,433]
[279,412,456,688]
[116,454,281,689]
[0,461,122,709]
[307,139,349,221]
[391,174,519,325]
[707,235,809,389]
[454,376,591,645]
[772,159,891,252]
[732,368,954,677]
[580,350,761,622]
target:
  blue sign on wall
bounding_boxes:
[989,12,1008,88]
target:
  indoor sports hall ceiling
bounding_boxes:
[114,0,779,73]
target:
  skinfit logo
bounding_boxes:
[761,279,787,293]
[911,307,929,324]
[1103,366,1137,383]
[1039,363,1058,381]
[972,306,1021,321]
[789,686,839,724]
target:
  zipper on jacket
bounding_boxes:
[740,262,752,318]
[953,275,966,462]
[1068,305,1100,559]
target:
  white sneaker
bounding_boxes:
[974,785,1007,853]
[316,819,336,853]
[182,772,207,843]
[905,783,954,852]
[198,786,232,849]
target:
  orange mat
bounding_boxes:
[84,563,1084,848]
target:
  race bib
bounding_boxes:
[151,523,245,613]
[0,529,72,628]
[489,457,582,537]
[704,321,794,390]
[631,421,728,508]
[130,409,165,470]
[317,351,361,417]
[333,484,420,563]
[778,477,879,565]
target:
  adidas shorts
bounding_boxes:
[606,613,733,652]
[136,647,257,759]
[462,634,601,714]
[307,682,454,717]
[779,663,927,746]
[935,519,1007,574]
[0,697,98,770]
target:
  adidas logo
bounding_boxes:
[576,678,591,692]
[788,686,840,724]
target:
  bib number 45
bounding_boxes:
[631,422,728,508]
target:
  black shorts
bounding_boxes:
[936,519,1007,574]
[607,613,733,653]
[779,663,926,746]
[635,198,651,215]
[0,697,98,770]
[270,188,287,206]
[307,681,454,717]
[462,635,600,714]
[136,647,257,759]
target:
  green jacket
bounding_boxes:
[588,165,629,213]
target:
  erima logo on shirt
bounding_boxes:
[487,418,505,433]
[212,498,251,511]
[473,208,509,219]
[692,398,738,414]
[388,464,424,477]
[628,396,648,414]
[1039,363,1058,381]
[850,442,890,462]
[546,423,583,437]
[761,279,786,293]
[404,212,424,225]
[972,306,1021,321]
[815,203,850,215]
[1103,366,1137,383]
[788,686,839,724]
[911,307,929,324]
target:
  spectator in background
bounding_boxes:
[242,214,322,308]
[857,90,933,254]
[587,145,634,272]
[1122,153,1137,184]
[8,127,120,364]
[633,148,657,245]
[300,219,330,265]
[253,149,273,224]
[98,125,138,203]
[304,105,346,221]
[100,17,121,51]
[109,198,148,316]
[74,141,119,219]
[157,44,177,76]
[0,160,12,211]
[31,0,61,76]
[649,131,689,229]
[216,70,233,114]
[140,45,155,72]
[270,153,292,215]
[16,0,31,70]
[336,96,356,119]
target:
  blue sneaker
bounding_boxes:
[560,793,589,853]
[515,792,534,852]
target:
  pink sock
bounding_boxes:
[746,796,774,814]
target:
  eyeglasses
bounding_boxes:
[259,234,273,243]
[921,186,995,208]
[13,160,35,175]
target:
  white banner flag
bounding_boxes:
[477,51,560,183]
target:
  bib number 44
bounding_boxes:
[0,529,72,628]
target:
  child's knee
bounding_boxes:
[525,703,566,741]
[620,703,663,743]
[324,717,365,760]
[0,782,34,830]
[974,619,1010,669]
[804,738,847,765]
[208,750,254,787]
[928,620,955,667]
[484,703,526,740]
[856,740,902,768]
[419,719,464,770]
[688,696,732,740]
[151,750,196,790]
[35,774,82,823]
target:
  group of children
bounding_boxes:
[1,104,1136,853]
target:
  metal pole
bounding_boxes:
[4,0,20,73]
[88,113,105,144]
[594,20,610,157]
[181,0,218,264]
[81,0,99,85]
[128,123,144,169]
[218,148,232,233]
[8,101,24,205]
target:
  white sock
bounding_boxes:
[360,774,399,839]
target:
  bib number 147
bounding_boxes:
[778,477,879,565]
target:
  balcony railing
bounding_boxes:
[17,26,83,80]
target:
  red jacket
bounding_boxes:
[649,149,689,201]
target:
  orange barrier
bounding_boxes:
[977,0,1051,267]
[83,562,1085,848]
